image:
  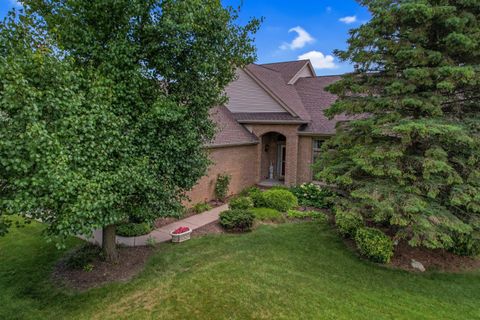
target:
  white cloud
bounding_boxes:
[298,51,337,69]
[339,16,357,24]
[280,26,315,50]
[9,0,22,7]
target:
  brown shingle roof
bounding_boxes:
[294,76,349,134]
[261,60,310,83]
[232,112,307,123]
[208,106,258,147]
[245,64,311,121]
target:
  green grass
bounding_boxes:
[1,220,480,319]
[250,207,284,221]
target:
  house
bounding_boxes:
[187,59,346,204]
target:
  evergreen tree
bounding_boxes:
[315,0,480,251]
[0,1,259,262]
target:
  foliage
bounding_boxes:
[215,174,232,201]
[287,209,327,222]
[250,208,284,222]
[262,189,298,212]
[314,0,480,250]
[83,263,94,272]
[289,183,335,209]
[65,244,102,270]
[355,228,394,264]
[116,222,153,237]
[229,196,254,210]
[449,233,480,257]
[335,209,363,237]
[239,186,261,197]
[192,203,212,214]
[219,209,254,232]
[2,220,480,319]
[0,2,259,253]
[248,188,267,208]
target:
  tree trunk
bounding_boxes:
[102,224,118,263]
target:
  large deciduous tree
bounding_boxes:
[315,0,480,252]
[0,1,259,262]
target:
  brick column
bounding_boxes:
[285,133,298,186]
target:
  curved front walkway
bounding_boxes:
[81,204,228,247]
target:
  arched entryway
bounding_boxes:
[260,132,287,185]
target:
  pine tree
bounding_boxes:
[315,0,480,251]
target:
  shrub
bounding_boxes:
[286,209,327,222]
[355,227,394,264]
[229,196,254,210]
[219,209,255,232]
[65,244,102,270]
[215,173,231,201]
[335,209,363,237]
[262,189,298,212]
[239,186,260,197]
[250,207,284,222]
[249,188,267,208]
[192,202,212,214]
[289,183,334,209]
[116,222,153,237]
[449,233,480,257]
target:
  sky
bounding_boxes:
[0,0,370,76]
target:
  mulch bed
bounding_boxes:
[52,246,154,291]
[390,240,480,273]
[343,237,480,273]
[191,221,225,237]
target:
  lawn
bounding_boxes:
[1,220,479,320]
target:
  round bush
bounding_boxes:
[116,222,154,237]
[262,189,298,212]
[335,209,363,237]
[355,227,394,264]
[289,183,335,209]
[248,188,267,208]
[219,209,255,232]
[229,196,254,210]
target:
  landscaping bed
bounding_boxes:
[53,245,154,291]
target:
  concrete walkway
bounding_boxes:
[82,203,228,247]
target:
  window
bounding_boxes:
[312,139,324,162]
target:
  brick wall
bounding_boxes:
[186,144,259,205]
[297,136,313,184]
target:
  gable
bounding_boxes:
[288,62,316,84]
[225,69,288,113]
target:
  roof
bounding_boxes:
[261,60,311,83]
[207,106,258,148]
[245,64,311,121]
[294,76,347,134]
[232,112,308,123]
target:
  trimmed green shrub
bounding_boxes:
[116,222,154,237]
[335,209,363,237]
[215,173,231,201]
[239,186,260,197]
[250,207,284,222]
[450,233,480,257]
[248,188,267,208]
[192,202,212,214]
[289,183,335,209]
[286,209,327,222]
[262,189,298,212]
[355,227,394,264]
[219,209,255,232]
[229,196,254,210]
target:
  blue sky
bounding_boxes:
[0,0,370,75]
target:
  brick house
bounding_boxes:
[187,59,347,204]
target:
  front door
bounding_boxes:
[277,144,286,178]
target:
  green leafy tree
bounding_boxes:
[315,0,480,251]
[0,1,260,262]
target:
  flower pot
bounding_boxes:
[170,227,192,243]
